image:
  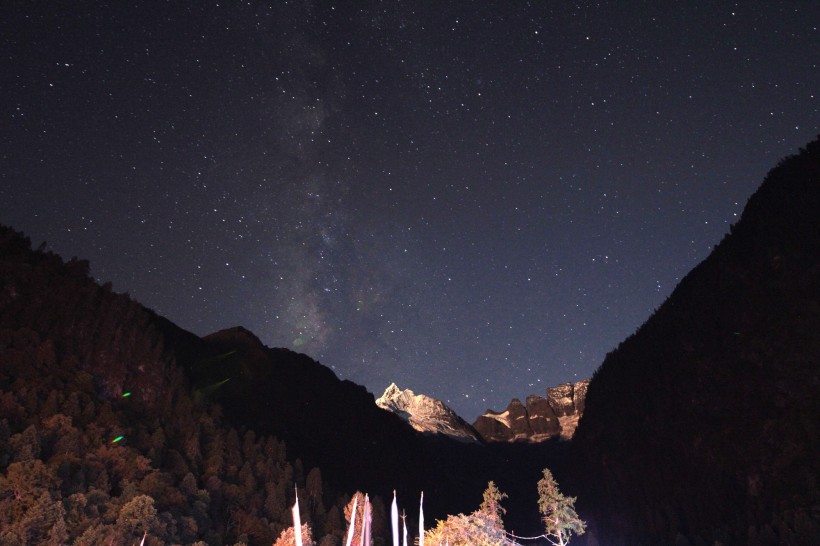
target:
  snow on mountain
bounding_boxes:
[375,383,481,443]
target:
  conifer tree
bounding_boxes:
[479,481,508,528]
[273,523,314,546]
[424,482,513,546]
[537,468,585,546]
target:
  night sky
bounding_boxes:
[2,2,817,419]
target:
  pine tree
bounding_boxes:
[479,481,508,529]
[424,483,513,546]
[273,523,314,546]
[537,468,585,546]
[116,494,162,540]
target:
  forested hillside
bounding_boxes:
[0,224,561,545]
[570,138,820,544]
[0,225,359,545]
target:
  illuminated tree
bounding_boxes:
[343,492,367,546]
[273,523,314,546]
[116,494,162,539]
[537,468,585,546]
[479,481,508,528]
[424,483,513,546]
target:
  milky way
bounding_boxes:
[1,1,817,418]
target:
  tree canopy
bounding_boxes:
[537,468,585,546]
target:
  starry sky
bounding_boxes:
[1,1,817,419]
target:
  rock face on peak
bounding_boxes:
[473,379,589,442]
[548,379,589,439]
[376,383,481,442]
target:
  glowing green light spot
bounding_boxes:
[122,392,131,397]
[112,436,124,443]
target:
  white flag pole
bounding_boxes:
[364,494,372,546]
[345,494,358,546]
[418,492,425,546]
[391,490,399,546]
[292,486,303,546]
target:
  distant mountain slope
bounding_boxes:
[375,383,481,442]
[570,138,820,545]
[189,326,563,532]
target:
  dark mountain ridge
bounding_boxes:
[143,282,570,537]
[570,138,820,544]
[182,324,565,534]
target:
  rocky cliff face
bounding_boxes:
[473,379,589,442]
[375,383,481,442]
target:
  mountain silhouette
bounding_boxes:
[175,323,564,535]
[570,137,820,544]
